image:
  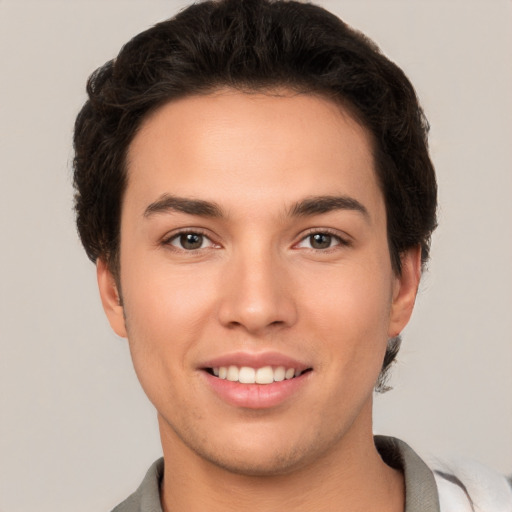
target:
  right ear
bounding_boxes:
[96,259,127,338]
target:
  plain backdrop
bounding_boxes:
[0,1,511,511]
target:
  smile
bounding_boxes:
[208,365,309,384]
[201,353,313,408]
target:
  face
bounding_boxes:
[98,90,420,476]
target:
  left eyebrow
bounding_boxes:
[143,194,224,218]
[288,195,369,219]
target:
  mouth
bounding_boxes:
[204,365,313,385]
[200,353,313,408]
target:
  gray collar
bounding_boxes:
[375,435,440,512]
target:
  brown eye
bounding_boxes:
[309,233,333,249]
[296,231,345,250]
[168,232,210,250]
[180,233,203,250]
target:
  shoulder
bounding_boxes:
[431,457,512,512]
[110,458,164,512]
[375,435,512,512]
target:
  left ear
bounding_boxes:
[388,245,422,338]
[97,258,127,338]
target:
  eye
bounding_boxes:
[296,232,345,250]
[166,232,216,251]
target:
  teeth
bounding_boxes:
[273,366,285,381]
[212,365,303,384]
[238,366,255,384]
[255,366,274,384]
[227,365,239,382]
[285,368,295,380]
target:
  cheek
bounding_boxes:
[306,258,393,328]
[120,285,210,417]
[301,259,394,369]
[119,257,226,374]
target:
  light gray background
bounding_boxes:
[0,1,511,510]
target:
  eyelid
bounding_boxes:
[162,228,220,250]
[294,228,352,249]
[160,227,351,251]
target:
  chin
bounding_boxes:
[197,444,312,477]
[179,420,338,478]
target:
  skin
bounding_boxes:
[98,89,421,511]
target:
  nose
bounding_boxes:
[217,248,298,335]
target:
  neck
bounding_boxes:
[158,402,404,512]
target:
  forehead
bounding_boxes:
[124,90,382,218]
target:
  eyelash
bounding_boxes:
[161,228,351,253]
[162,229,218,252]
[295,229,351,251]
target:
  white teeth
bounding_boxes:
[285,368,295,380]
[212,365,303,384]
[238,366,256,384]
[227,365,239,382]
[255,366,274,384]
[273,366,285,381]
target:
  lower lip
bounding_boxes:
[203,371,311,409]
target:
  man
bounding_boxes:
[72,0,512,510]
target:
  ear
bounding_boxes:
[388,246,422,338]
[97,259,127,338]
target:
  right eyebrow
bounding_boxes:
[288,195,369,220]
[143,194,224,218]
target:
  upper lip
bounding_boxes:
[200,351,312,371]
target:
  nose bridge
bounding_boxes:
[217,239,296,333]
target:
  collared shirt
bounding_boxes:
[111,436,440,512]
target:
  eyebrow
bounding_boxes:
[143,193,368,220]
[289,195,369,219]
[144,194,224,218]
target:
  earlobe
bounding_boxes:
[97,259,127,338]
[388,246,422,338]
